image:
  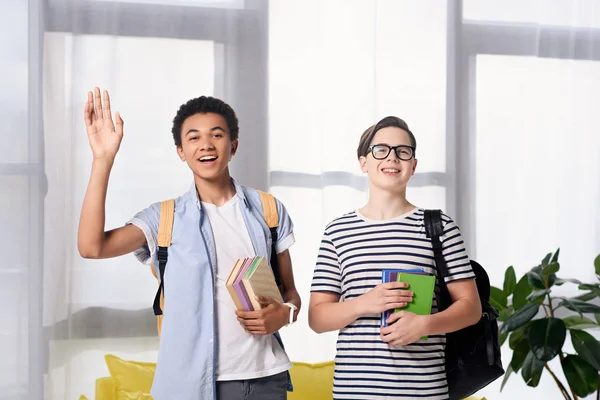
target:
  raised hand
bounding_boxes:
[83,87,124,161]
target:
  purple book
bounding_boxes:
[233,258,256,311]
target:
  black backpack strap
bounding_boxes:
[424,209,449,278]
[424,209,452,310]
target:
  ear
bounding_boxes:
[411,158,418,175]
[359,156,368,173]
[176,146,185,162]
[230,139,239,158]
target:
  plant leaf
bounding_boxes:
[490,286,507,311]
[521,351,544,387]
[499,331,508,347]
[527,318,566,361]
[551,248,560,263]
[555,277,583,286]
[509,325,528,350]
[558,298,600,315]
[570,329,600,370]
[578,284,600,297]
[527,266,546,290]
[541,252,552,266]
[563,316,598,330]
[503,266,517,296]
[526,289,550,302]
[513,275,534,311]
[574,292,597,301]
[500,364,514,392]
[498,307,513,322]
[511,338,530,372]
[500,303,540,334]
[595,314,600,324]
[561,354,598,398]
[594,254,600,277]
[542,262,560,277]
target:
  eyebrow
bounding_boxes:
[185,126,227,136]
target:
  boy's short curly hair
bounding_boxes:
[171,96,239,147]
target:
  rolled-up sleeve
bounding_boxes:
[274,197,295,254]
[126,202,160,267]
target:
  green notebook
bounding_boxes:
[394,272,436,340]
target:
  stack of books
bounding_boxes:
[380,268,436,340]
[225,256,283,311]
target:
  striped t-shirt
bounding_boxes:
[310,208,475,400]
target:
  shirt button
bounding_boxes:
[209,338,214,344]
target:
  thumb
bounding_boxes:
[115,112,124,135]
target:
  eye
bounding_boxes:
[189,136,198,141]
[212,133,223,138]
[372,145,387,154]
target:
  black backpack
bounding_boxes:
[424,210,504,400]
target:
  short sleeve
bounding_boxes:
[441,214,476,283]
[126,202,160,267]
[310,228,342,295]
[273,197,295,254]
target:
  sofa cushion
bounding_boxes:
[104,354,156,400]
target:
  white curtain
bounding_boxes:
[2,0,599,398]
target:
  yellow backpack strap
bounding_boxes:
[258,190,279,229]
[157,199,175,247]
[152,199,175,335]
[257,190,283,292]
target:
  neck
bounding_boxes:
[360,184,415,220]
[194,170,236,206]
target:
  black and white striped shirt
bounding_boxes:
[310,208,475,400]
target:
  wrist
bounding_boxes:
[349,296,366,318]
[422,314,434,336]
[92,156,115,170]
[282,302,297,326]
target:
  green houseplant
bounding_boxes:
[492,250,600,399]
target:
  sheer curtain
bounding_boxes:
[2,0,599,399]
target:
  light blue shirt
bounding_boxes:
[128,179,295,400]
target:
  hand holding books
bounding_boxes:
[226,255,288,335]
[379,268,436,342]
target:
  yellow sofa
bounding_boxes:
[82,354,486,400]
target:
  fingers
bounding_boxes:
[383,281,410,290]
[84,102,93,127]
[384,288,413,298]
[237,317,264,327]
[102,90,112,120]
[94,87,102,120]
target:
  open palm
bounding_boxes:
[84,87,124,160]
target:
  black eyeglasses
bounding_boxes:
[367,144,415,161]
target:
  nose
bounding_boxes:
[386,150,400,162]
[198,136,215,151]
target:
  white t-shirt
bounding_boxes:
[201,196,292,381]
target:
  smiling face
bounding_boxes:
[176,112,238,182]
[359,126,418,193]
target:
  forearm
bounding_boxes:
[77,158,113,257]
[309,296,364,334]
[425,297,481,335]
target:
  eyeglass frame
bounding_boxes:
[366,144,416,161]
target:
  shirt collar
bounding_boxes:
[186,178,250,211]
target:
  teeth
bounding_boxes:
[382,168,399,173]
[200,156,217,161]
